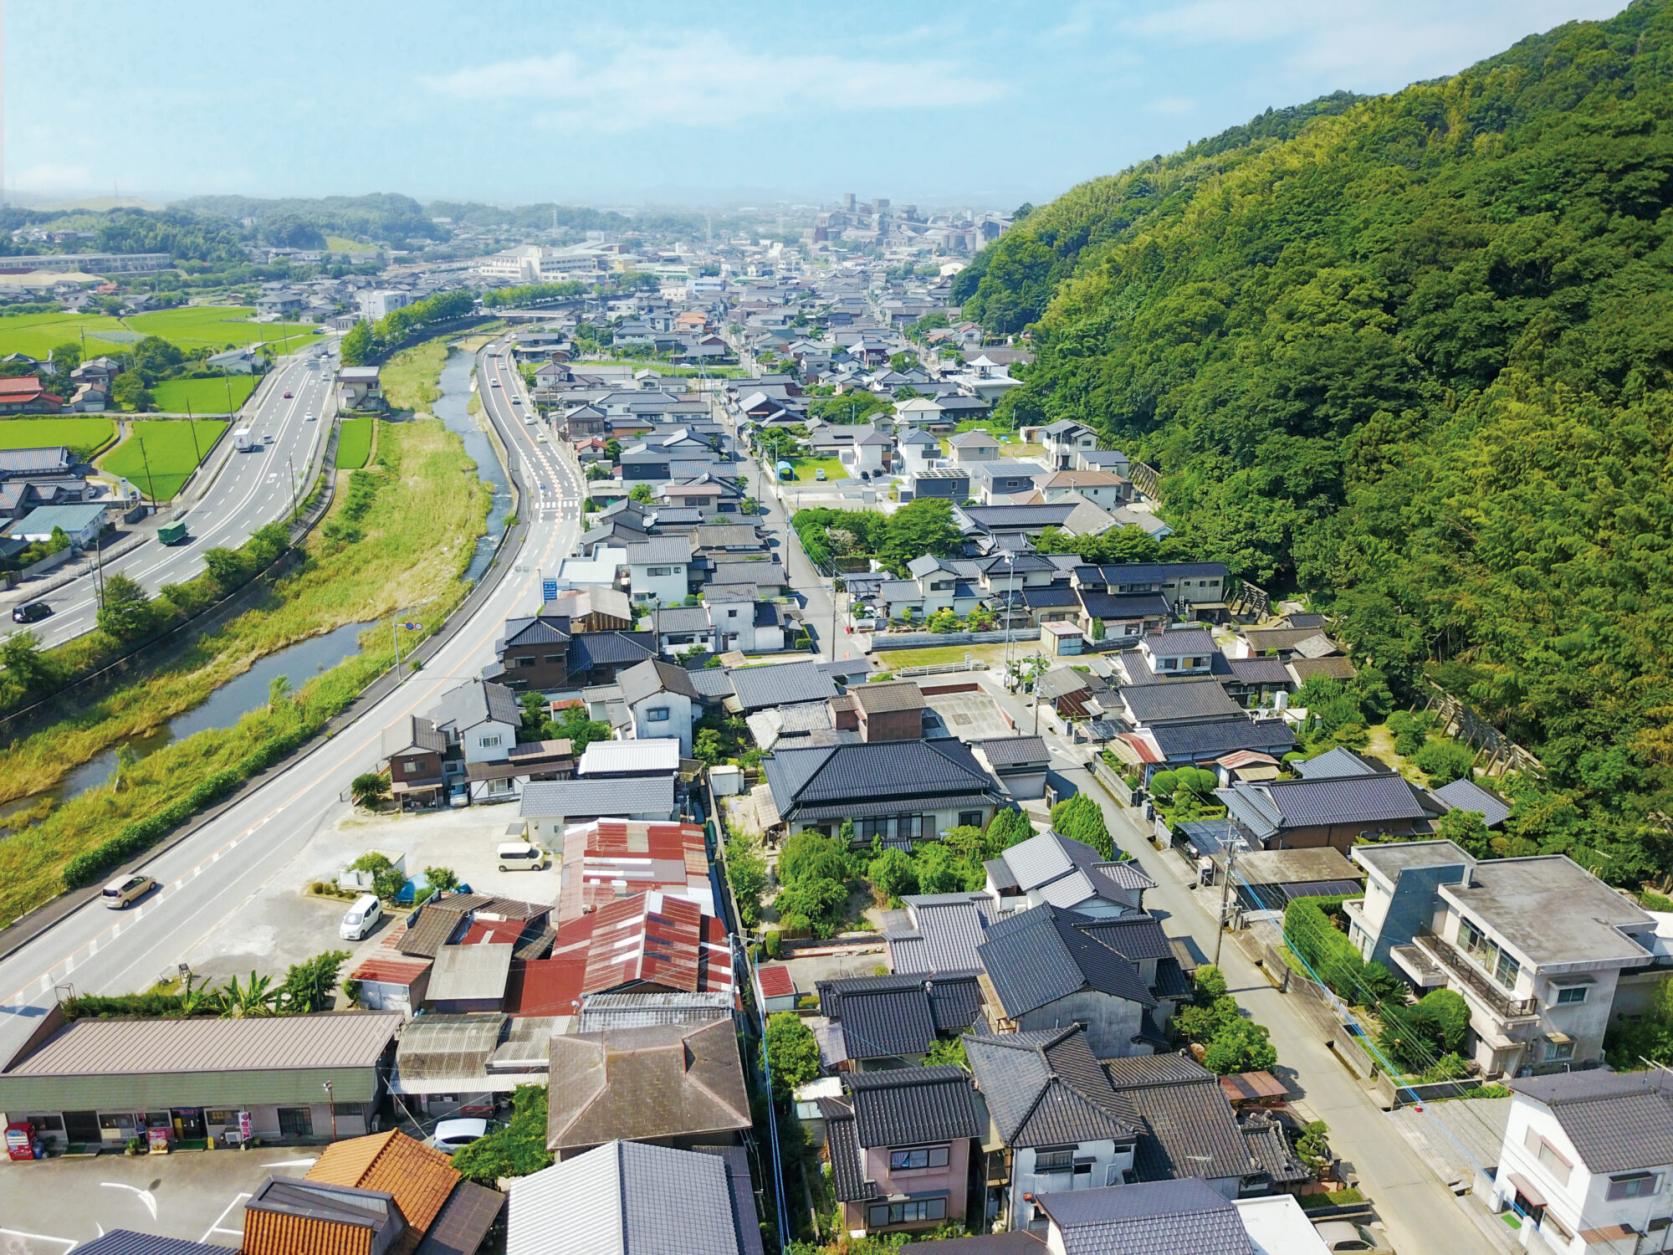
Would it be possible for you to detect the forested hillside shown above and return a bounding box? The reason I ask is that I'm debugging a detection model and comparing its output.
[966,0,1673,883]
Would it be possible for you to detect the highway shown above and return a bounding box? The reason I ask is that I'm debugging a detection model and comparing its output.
[0,334,583,1064]
[4,346,337,650]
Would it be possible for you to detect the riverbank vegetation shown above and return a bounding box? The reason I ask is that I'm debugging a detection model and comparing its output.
[0,415,489,924]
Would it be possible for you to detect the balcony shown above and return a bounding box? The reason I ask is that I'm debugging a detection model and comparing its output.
[1414,927,1538,1022]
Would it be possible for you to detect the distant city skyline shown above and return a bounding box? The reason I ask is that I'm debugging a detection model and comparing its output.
[4,0,1630,211]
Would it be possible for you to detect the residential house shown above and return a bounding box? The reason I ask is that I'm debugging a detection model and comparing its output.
[849,680,927,742]
[494,613,572,693]
[975,906,1162,1058]
[840,426,893,477]
[336,365,383,410]
[520,775,679,846]
[704,584,787,653]
[1074,561,1231,610]
[1039,421,1100,469]
[949,430,1000,463]
[555,817,714,923]
[428,679,522,781]
[567,631,659,686]
[1490,1069,1673,1255]
[1219,771,1439,854]
[823,1068,982,1238]
[506,1140,764,1255]
[896,427,942,475]
[815,973,985,1070]
[626,537,691,605]
[762,740,1006,846]
[1038,469,1131,511]
[545,1019,752,1159]
[986,830,1155,919]
[727,658,836,712]
[6,501,107,547]
[542,587,633,634]
[973,737,1052,800]
[380,715,448,808]
[617,657,702,754]
[205,346,261,374]
[1102,1052,1265,1196]
[968,462,1040,505]
[650,604,717,656]
[0,376,63,414]
[1348,842,1662,1076]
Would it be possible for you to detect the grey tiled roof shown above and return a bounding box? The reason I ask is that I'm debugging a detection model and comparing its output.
[729,660,836,710]
[1511,1064,1673,1173]
[820,1099,878,1202]
[846,1066,981,1147]
[966,1026,1135,1148]
[974,736,1049,768]
[1074,914,1174,963]
[75,1235,220,1255]
[1119,678,1245,725]
[618,657,703,705]
[816,973,982,1060]
[1036,1179,1252,1255]
[888,893,996,974]
[1240,1109,1309,1185]
[764,739,1002,820]
[1291,747,1379,780]
[1431,777,1513,828]
[1148,717,1296,760]
[626,536,692,565]
[1220,773,1433,839]
[430,678,521,733]
[977,906,1156,1017]
[1102,1054,1253,1183]
[569,631,658,670]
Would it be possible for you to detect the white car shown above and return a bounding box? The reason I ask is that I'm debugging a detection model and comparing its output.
[428,1118,489,1153]
[489,379,501,388]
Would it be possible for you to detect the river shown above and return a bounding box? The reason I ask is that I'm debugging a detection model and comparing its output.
[433,346,512,582]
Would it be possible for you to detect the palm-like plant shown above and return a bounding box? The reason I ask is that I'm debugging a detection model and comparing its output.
[219,971,278,1018]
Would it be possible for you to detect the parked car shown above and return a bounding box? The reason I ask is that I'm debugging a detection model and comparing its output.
[102,872,157,910]
[428,1118,489,1153]
[497,841,551,872]
[815,468,827,481]
[1314,1221,1394,1254]
[338,893,382,940]
[12,600,52,624]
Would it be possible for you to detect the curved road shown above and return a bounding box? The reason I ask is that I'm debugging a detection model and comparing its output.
[0,334,582,1062]
[8,347,338,650]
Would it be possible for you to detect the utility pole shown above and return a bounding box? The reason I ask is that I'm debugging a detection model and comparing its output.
[184,401,203,473]
[286,454,299,524]
[829,577,843,661]
[1212,839,1238,969]
[137,435,156,510]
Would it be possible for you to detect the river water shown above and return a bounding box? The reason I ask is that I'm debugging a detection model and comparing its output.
[0,346,507,828]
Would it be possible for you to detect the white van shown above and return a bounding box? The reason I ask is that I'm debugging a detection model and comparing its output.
[497,842,551,872]
[339,893,382,940]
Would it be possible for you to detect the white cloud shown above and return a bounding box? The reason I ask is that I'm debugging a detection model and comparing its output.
[1145,95,1197,115]
[1124,0,1629,88]
[6,163,94,193]
[420,31,1005,132]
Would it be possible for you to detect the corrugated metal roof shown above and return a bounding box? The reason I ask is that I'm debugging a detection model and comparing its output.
[520,775,676,820]
[426,944,515,1004]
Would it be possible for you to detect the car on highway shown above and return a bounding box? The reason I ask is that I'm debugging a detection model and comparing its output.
[283,390,293,398]
[101,872,157,910]
[524,415,535,425]
[428,1118,490,1153]
[489,379,501,387]
[305,412,316,421]
[11,600,52,624]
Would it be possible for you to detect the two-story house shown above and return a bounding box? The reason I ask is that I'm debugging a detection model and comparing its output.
[814,973,985,1071]
[616,658,702,756]
[986,830,1155,919]
[1037,469,1131,511]
[494,613,572,693]
[1218,770,1436,855]
[429,679,521,780]
[625,537,691,605]
[1491,1069,1673,1255]
[823,1067,982,1239]
[1348,842,1659,1076]
[975,905,1161,1058]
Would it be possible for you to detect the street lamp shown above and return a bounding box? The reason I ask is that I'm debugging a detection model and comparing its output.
[323,1080,336,1141]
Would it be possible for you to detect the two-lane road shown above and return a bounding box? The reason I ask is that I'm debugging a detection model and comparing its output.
[9,348,337,650]
[0,341,584,1064]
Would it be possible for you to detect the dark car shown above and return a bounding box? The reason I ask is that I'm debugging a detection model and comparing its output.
[11,600,51,624]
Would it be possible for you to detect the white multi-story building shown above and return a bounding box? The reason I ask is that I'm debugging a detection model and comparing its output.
[1492,1069,1673,1254]
[476,244,543,282]
[1348,842,1668,1076]
[357,289,410,322]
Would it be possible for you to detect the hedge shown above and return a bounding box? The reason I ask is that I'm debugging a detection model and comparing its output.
[1283,894,1401,1007]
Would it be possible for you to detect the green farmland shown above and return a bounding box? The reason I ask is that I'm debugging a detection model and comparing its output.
[150,375,258,414]
[0,417,118,459]
[0,306,319,359]
[99,419,228,500]
[336,417,375,470]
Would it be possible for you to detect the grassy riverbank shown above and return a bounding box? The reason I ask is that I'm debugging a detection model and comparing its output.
[0,415,489,924]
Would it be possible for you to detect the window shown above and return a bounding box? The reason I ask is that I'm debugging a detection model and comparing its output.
[514,656,534,667]
[646,565,674,577]
[1494,950,1521,989]
[480,735,502,749]
[889,1145,950,1171]
[98,1114,137,1132]
[1458,917,1486,953]
[866,1197,947,1227]
[1034,1149,1074,1174]
[646,706,670,722]
[1544,1039,1575,1062]
[1609,1173,1661,1201]
[959,811,983,829]
[858,817,891,841]
[1554,986,1589,1005]
[543,654,564,664]
[205,1110,236,1127]
[1524,1128,1572,1186]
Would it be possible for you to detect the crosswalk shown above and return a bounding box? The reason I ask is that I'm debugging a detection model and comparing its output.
[533,496,580,515]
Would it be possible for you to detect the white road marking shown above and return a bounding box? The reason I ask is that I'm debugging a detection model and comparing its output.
[0,1229,76,1250]
[200,1192,252,1243]
[263,1156,318,1167]
[99,1182,158,1220]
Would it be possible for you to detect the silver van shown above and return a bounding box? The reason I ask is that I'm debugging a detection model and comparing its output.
[339,893,382,940]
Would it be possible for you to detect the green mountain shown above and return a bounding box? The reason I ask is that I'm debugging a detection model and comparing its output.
[965,1,1673,881]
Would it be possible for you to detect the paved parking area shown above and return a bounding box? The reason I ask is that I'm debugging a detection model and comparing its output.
[179,805,557,985]
[0,1147,316,1251]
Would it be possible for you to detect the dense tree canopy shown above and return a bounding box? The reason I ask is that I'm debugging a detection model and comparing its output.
[961,1,1673,886]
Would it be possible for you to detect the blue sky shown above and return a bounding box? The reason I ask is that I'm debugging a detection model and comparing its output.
[5,0,1629,211]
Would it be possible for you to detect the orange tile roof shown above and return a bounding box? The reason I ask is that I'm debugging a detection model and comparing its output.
[308,1130,460,1238]
[243,1208,373,1255]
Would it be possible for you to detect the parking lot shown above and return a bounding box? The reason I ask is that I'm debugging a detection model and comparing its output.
[179,805,556,985]
[0,1147,315,1251]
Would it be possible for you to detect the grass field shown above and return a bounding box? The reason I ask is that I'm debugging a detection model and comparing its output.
[1000,442,1046,460]
[583,357,745,378]
[0,418,491,922]
[0,306,320,359]
[382,338,447,412]
[324,234,377,255]
[0,416,117,458]
[99,419,228,499]
[786,456,847,482]
[336,417,375,470]
[150,375,258,414]
[876,642,1017,669]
